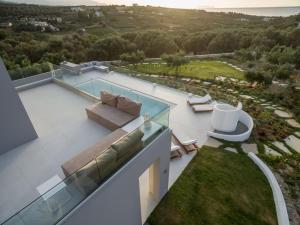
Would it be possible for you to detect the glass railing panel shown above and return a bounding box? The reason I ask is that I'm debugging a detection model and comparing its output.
[151,107,170,128]
[2,214,25,225]
[54,69,88,87]
[2,106,170,225]
[73,79,170,118]
[53,66,171,117]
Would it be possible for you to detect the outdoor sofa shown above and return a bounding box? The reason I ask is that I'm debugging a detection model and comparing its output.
[61,91,143,194]
[86,91,142,130]
[64,129,144,195]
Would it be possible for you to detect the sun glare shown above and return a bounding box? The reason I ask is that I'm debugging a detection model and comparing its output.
[99,0,300,8]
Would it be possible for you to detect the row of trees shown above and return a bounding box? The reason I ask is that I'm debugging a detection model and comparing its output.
[2,26,299,72]
[238,45,300,84]
[1,21,300,83]
[183,28,300,54]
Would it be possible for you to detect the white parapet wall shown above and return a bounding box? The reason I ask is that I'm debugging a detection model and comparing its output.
[248,153,290,225]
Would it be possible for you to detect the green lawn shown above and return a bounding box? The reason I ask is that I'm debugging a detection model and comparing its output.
[85,25,118,39]
[127,60,244,80]
[148,147,277,225]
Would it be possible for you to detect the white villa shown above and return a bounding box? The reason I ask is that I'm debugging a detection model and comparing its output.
[0,59,255,225]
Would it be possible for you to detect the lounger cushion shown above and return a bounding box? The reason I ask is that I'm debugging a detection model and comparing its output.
[192,103,215,112]
[117,96,142,117]
[96,148,118,179]
[182,140,197,145]
[187,94,212,105]
[101,91,118,107]
[171,145,180,151]
[112,129,144,160]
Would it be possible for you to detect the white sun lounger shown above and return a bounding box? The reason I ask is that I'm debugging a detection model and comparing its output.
[170,143,182,159]
[192,101,217,112]
[172,131,198,154]
[187,94,212,105]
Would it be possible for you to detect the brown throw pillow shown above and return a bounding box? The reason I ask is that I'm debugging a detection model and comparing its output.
[117,96,142,116]
[100,91,118,107]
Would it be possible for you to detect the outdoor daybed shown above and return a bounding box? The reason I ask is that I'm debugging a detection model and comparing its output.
[86,91,142,130]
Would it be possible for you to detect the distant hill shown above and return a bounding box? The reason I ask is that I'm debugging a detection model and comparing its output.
[2,0,104,6]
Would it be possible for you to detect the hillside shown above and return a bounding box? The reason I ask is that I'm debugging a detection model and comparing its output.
[2,0,102,6]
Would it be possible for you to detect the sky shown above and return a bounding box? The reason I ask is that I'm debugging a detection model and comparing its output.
[97,0,300,8]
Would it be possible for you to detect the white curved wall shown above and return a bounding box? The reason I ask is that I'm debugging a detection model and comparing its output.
[248,153,290,225]
[207,110,253,142]
[211,104,240,132]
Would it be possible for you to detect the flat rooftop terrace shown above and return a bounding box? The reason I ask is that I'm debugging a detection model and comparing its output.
[0,83,111,223]
[1,70,219,223]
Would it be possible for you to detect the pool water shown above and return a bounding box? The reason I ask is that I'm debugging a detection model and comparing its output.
[76,79,169,118]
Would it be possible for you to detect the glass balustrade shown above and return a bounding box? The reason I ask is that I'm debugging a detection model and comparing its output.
[2,67,170,225]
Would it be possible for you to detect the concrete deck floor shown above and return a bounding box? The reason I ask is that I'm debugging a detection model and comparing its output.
[0,83,111,223]
[65,70,214,186]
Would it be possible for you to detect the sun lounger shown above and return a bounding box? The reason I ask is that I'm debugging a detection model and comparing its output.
[192,101,217,112]
[172,132,198,154]
[170,143,182,159]
[187,94,212,105]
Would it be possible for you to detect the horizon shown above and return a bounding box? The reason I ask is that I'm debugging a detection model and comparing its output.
[2,0,300,8]
[96,0,300,9]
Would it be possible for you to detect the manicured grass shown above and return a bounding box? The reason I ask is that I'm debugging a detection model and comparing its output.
[127,60,244,80]
[148,147,277,225]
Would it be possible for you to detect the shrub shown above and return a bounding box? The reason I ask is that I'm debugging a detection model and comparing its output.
[9,66,23,80]
[40,62,51,73]
[22,65,42,77]
[275,63,294,80]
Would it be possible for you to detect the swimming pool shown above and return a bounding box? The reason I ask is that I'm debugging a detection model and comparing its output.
[76,79,169,118]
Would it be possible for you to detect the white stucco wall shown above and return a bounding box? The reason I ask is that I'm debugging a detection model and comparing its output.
[0,58,38,154]
[58,129,171,225]
[248,153,290,225]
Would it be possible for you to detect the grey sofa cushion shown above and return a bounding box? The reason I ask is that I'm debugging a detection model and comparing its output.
[111,129,144,160]
[96,148,118,179]
[73,160,101,195]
